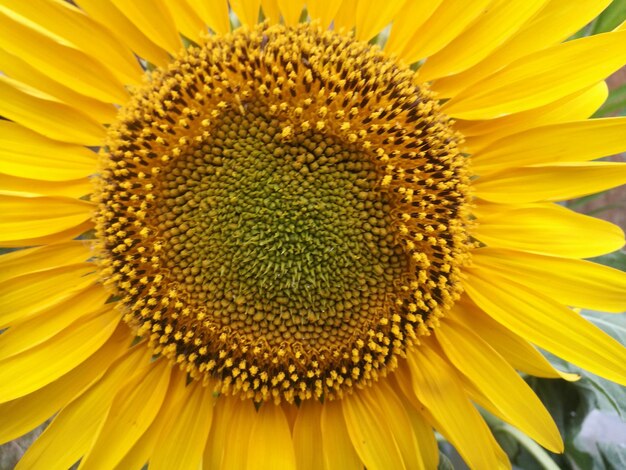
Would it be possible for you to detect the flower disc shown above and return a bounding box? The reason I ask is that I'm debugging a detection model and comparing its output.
[95,23,470,403]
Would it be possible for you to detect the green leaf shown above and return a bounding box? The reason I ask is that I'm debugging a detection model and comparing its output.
[588,250,626,271]
[591,0,626,35]
[593,81,626,117]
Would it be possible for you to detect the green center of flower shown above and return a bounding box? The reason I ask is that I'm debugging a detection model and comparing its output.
[95,23,470,404]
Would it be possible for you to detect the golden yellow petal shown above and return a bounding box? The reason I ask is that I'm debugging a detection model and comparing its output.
[320,399,363,470]
[162,0,206,43]
[220,399,257,469]
[354,0,407,42]
[0,173,92,199]
[245,404,297,470]
[0,306,119,403]
[79,359,171,470]
[419,0,548,81]
[0,121,96,182]
[473,248,626,313]
[203,395,236,469]
[276,0,304,26]
[385,1,442,59]
[292,400,324,470]
[473,203,625,258]
[185,0,230,34]
[0,220,93,249]
[230,0,261,27]
[464,270,626,386]
[0,324,130,444]
[306,0,344,28]
[443,29,626,119]
[333,0,357,31]
[437,320,563,452]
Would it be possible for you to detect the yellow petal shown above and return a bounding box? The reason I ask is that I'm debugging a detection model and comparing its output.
[475,162,626,204]
[185,0,230,34]
[456,82,607,153]
[0,173,91,199]
[0,324,130,444]
[419,0,548,81]
[333,0,357,31]
[0,76,106,146]
[464,269,626,385]
[220,398,257,470]
[320,399,363,470]
[437,320,563,452]
[472,118,626,175]
[111,0,182,54]
[15,344,150,470]
[443,29,626,119]
[150,381,216,470]
[260,0,281,24]
[0,240,91,283]
[342,388,406,470]
[203,395,236,469]
[79,359,171,470]
[161,0,205,43]
[473,248,626,313]
[432,0,612,97]
[230,0,261,27]
[0,220,93,249]
[451,299,579,380]
[473,203,625,258]
[3,0,143,86]
[306,0,344,28]
[392,0,491,65]
[0,284,109,360]
[385,1,442,60]
[113,368,187,470]
[464,269,626,386]
[0,264,96,327]
[407,343,505,470]
[0,6,128,104]
[0,306,119,403]
[0,194,93,244]
[276,0,303,25]
[0,121,96,182]
[354,0,407,42]
[75,0,170,66]
[246,404,297,470]
[293,400,324,470]
[0,48,117,124]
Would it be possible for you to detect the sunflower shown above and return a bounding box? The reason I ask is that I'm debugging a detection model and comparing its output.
[1,0,626,468]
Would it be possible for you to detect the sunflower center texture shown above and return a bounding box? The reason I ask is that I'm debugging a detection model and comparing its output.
[95,23,470,404]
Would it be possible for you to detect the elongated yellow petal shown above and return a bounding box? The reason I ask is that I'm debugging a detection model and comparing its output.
[472,118,626,174]
[432,0,611,97]
[420,0,547,80]
[0,194,93,244]
[75,0,170,66]
[464,270,626,386]
[443,29,626,119]
[0,324,130,444]
[0,285,109,360]
[473,248,626,313]
[0,77,105,146]
[15,345,150,470]
[276,0,303,25]
[456,82,607,153]
[0,48,117,124]
[162,0,205,43]
[474,203,625,258]
[333,0,357,30]
[407,343,505,470]
[451,299,579,380]
[185,0,230,34]
[0,306,119,402]
[293,400,324,470]
[320,399,363,470]
[306,0,344,28]
[342,388,406,470]
[0,221,93,249]
[0,6,127,104]
[437,320,562,452]
[151,381,216,470]
[0,241,91,283]
[394,0,491,65]
[354,0,407,42]
[111,0,181,54]
[80,359,171,470]
[220,398,257,470]
[0,121,96,182]
[245,404,297,470]
[3,0,143,86]
[202,395,236,469]
[0,264,96,327]
[230,0,261,27]
[475,162,626,204]
[385,1,442,59]
[0,173,91,199]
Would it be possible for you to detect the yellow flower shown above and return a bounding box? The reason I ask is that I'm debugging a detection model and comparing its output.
[1,1,626,469]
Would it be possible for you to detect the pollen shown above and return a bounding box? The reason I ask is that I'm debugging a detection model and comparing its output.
[94,23,470,404]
